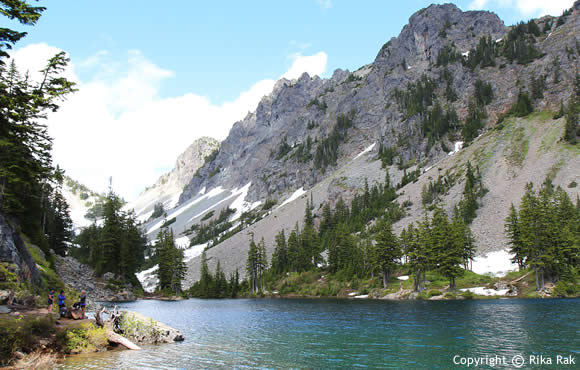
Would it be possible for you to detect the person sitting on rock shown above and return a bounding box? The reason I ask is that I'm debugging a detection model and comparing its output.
[57,290,66,317]
[47,289,54,313]
[79,290,87,319]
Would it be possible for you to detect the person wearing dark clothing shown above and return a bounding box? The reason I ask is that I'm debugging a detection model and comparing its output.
[79,290,87,319]
[58,290,66,317]
[47,289,54,312]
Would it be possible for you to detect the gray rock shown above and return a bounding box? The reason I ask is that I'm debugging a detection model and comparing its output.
[119,311,184,344]
[0,214,42,286]
[54,256,135,302]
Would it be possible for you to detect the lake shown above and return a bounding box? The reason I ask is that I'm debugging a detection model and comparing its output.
[58,298,579,369]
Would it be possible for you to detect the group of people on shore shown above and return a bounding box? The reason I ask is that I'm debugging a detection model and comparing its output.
[48,289,87,319]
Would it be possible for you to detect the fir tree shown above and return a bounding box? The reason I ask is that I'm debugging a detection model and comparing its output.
[373,221,401,288]
[505,203,525,270]
[246,235,260,294]
[271,229,288,274]
[519,183,545,290]
[432,207,464,289]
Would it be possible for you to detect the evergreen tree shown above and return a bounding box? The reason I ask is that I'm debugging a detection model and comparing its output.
[563,94,578,144]
[519,183,545,290]
[0,32,75,247]
[460,162,479,224]
[155,228,185,294]
[462,98,485,142]
[287,223,300,272]
[271,229,288,274]
[432,207,464,289]
[246,235,260,294]
[257,237,267,292]
[99,190,124,274]
[451,206,476,270]
[505,203,525,270]
[46,167,73,256]
[409,220,430,291]
[199,251,211,297]
[373,221,401,288]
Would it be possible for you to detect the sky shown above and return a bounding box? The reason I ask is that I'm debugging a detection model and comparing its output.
[7,0,574,200]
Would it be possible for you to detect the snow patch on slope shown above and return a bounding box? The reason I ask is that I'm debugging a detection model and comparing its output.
[471,249,518,277]
[62,187,95,229]
[354,143,376,160]
[184,243,207,262]
[147,187,226,234]
[277,187,307,209]
[136,265,158,293]
[448,141,463,156]
[229,182,262,221]
[460,287,509,296]
[175,236,190,249]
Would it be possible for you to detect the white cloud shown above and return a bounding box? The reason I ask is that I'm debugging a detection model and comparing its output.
[468,0,572,17]
[282,52,328,80]
[10,44,328,200]
[316,0,332,9]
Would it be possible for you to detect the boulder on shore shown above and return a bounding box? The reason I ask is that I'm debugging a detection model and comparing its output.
[118,311,184,344]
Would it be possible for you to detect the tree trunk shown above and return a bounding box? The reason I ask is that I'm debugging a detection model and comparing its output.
[540,268,544,290]
[534,266,539,291]
[382,268,387,288]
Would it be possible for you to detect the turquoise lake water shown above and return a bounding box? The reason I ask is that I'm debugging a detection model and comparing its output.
[58,298,579,369]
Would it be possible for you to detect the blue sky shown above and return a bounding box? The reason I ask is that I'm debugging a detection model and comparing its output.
[15,0,573,103]
[7,0,574,199]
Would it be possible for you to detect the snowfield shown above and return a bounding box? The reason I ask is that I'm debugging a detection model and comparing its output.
[229,182,261,221]
[471,249,518,277]
[136,265,159,293]
[460,287,509,296]
[277,187,307,209]
[147,186,226,234]
[448,141,463,156]
[184,243,207,262]
[353,143,376,160]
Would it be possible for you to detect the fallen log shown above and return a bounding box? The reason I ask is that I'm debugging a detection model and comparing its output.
[95,305,141,350]
[107,331,142,350]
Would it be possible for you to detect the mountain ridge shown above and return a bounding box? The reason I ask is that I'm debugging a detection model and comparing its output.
[133,2,579,286]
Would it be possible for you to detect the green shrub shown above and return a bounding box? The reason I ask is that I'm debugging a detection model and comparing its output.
[428,290,442,297]
[200,210,215,222]
[460,290,475,299]
[553,280,578,297]
[262,199,277,211]
[57,323,108,354]
[416,291,428,300]
[160,217,176,228]
[0,316,56,364]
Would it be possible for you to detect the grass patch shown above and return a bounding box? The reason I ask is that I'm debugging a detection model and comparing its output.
[505,126,528,167]
[546,159,565,181]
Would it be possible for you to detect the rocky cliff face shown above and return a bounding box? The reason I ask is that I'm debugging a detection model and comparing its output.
[180,3,578,209]
[179,4,513,204]
[126,136,220,222]
[0,214,42,286]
